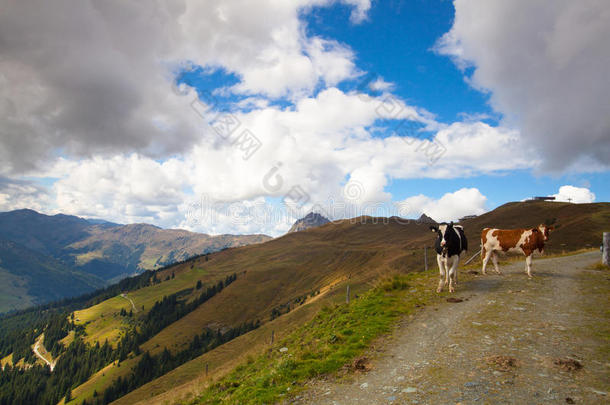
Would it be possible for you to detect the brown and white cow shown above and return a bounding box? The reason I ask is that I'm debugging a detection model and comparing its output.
[481,225,553,278]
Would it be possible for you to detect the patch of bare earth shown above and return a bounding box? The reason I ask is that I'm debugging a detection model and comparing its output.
[290,252,609,404]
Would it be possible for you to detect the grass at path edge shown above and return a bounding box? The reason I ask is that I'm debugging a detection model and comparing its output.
[185,271,441,405]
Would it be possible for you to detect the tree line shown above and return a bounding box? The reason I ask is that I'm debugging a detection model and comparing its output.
[99,318,260,404]
[0,273,241,405]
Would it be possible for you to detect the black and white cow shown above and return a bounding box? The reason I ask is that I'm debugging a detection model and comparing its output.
[430,222,468,293]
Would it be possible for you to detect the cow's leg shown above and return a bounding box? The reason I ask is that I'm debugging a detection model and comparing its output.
[436,255,446,293]
[448,255,459,293]
[454,256,459,286]
[525,255,533,278]
[491,251,501,274]
[481,249,492,275]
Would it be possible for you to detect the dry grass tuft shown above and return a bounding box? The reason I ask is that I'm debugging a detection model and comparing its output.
[485,355,519,371]
[350,356,373,372]
[553,357,583,371]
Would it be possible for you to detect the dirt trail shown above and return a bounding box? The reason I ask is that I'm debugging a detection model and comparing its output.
[33,334,55,371]
[293,252,609,404]
[120,293,138,312]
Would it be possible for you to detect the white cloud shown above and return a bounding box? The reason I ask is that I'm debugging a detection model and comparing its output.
[8,1,600,236]
[0,178,53,213]
[368,77,395,92]
[0,0,369,175]
[340,0,372,23]
[33,88,540,234]
[436,0,610,171]
[552,185,596,203]
[402,188,488,222]
[51,154,188,226]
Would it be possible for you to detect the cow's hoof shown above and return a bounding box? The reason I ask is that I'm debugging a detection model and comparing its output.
[436,287,442,293]
[449,287,455,293]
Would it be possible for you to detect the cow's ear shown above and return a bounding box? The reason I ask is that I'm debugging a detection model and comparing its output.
[429,225,438,232]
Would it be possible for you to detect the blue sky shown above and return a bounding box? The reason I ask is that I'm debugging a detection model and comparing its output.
[310,0,608,207]
[177,0,608,214]
[1,0,608,234]
[306,0,495,124]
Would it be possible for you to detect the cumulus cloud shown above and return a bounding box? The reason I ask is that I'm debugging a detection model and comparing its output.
[32,85,539,234]
[436,0,610,171]
[552,185,596,203]
[402,188,488,222]
[7,0,598,235]
[0,0,367,175]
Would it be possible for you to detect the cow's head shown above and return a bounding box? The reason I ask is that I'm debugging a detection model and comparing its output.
[430,222,453,251]
[538,224,554,241]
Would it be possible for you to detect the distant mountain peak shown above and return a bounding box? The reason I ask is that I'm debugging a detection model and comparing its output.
[416,213,437,224]
[288,212,330,233]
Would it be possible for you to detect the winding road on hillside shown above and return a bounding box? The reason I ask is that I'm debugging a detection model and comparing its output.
[293,252,609,404]
[33,335,55,372]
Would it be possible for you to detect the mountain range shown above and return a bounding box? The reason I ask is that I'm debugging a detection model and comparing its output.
[0,209,271,312]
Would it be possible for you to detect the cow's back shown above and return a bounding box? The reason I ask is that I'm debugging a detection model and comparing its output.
[482,228,521,252]
[482,227,541,255]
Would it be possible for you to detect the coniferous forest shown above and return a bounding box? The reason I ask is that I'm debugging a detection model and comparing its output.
[0,270,256,405]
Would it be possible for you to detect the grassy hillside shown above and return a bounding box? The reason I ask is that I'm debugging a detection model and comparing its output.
[2,202,607,404]
[459,201,610,252]
[63,216,433,404]
[106,202,610,405]
[187,273,439,404]
[0,209,271,310]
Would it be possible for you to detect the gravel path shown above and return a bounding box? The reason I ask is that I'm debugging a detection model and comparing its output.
[292,251,609,404]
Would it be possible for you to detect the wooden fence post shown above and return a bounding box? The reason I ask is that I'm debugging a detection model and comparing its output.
[271,330,274,344]
[602,232,610,266]
[346,285,350,304]
[424,246,428,271]
[206,363,208,376]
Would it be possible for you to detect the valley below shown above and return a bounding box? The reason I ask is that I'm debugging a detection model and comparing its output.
[0,209,270,313]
